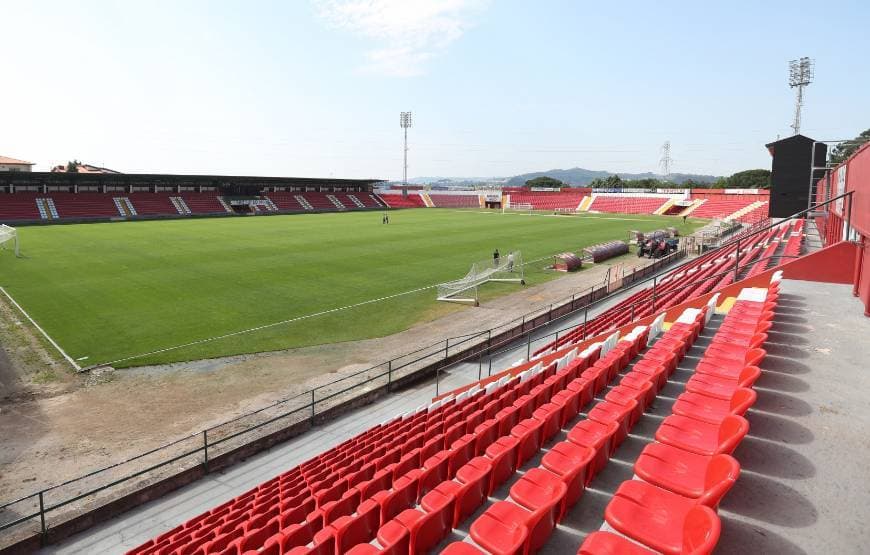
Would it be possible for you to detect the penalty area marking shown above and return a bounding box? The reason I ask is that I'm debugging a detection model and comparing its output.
[0,286,82,371]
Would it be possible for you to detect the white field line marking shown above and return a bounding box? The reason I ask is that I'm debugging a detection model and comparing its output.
[101,252,559,368]
[448,209,662,223]
[0,286,81,371]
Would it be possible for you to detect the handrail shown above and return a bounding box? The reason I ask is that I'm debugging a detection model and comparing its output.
[3,196,843,546]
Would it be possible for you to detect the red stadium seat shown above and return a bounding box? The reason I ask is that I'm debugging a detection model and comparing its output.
[374,520,410,555]
[587,399,638,448]
[394,484,456,554]
[441,542,486,554]
[655,414,749,456]
[671,388,757,424]
[541,441,595,509]
[567,419,619,478]
[532,402,563,442]
[509,468,568,530]
[634,442,740,507]
[578,531,657,554]
[604,480,720,555]
[469,502,529,555]
[435,457,492,527]
[684,366,761,400]
[485,436,520,494]
[510,418,544,467]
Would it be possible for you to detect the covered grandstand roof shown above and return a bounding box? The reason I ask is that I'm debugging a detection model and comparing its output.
[0,171,385,189]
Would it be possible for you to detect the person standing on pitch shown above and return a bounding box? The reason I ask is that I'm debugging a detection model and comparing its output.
[493,248,500,267]
[507,252,515,272]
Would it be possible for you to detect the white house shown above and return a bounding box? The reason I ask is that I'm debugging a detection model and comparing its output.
[0,155,34,172]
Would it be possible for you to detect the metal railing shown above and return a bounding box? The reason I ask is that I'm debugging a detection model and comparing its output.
[6,192,844,548]
[0,250,687,548]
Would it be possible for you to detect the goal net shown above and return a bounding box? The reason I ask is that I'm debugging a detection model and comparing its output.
[503,202,533,214]
[437,251,525,305]
[0,225,20,257]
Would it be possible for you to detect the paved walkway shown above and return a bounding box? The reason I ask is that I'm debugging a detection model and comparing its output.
[39,258,673,554]
[44,274,870,555]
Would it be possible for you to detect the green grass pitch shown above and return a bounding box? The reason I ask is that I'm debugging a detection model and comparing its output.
[0,209,703,367]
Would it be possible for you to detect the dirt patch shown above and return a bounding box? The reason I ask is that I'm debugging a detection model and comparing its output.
[0,254,656,509]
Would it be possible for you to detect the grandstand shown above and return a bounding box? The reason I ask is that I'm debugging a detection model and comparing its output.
[428,193,481,209]
[378,192,428,208]
[505,189,588,211]
[587,195,669,215]
[0,173,385,224]
[2,140,870,555]
[7,157,869,554]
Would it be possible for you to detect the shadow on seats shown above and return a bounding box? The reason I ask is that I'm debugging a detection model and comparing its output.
[733,437,815,479]
[755,372,810,394]
[715,515,810,554]
[763,342,810,359]
[765,330,810,346]
[769,321,814,335]
[720,472,818,527]
[750,389,813,417]
[746,410,814,444]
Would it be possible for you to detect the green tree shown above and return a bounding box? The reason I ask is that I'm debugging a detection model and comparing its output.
[66,159,81,173]
[525,176,566,189]
[726,169,771,189]
[830,128,870,165]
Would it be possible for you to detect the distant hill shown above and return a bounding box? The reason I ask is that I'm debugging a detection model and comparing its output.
[505,167,719,187]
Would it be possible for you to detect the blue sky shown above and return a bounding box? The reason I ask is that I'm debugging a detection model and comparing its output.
[1,0,868,180]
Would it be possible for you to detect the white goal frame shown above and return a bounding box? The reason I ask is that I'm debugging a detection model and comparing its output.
[437,251,525,305]
[503,202,534,214]
[0,225,20,257]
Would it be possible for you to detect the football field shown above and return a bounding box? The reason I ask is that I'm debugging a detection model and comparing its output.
[0,210,701,367]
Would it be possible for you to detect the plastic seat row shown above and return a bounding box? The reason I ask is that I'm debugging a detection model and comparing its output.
[438,308,715,555]
[579,277,781,554]
[128,336,622,555]
[536,222,791,356]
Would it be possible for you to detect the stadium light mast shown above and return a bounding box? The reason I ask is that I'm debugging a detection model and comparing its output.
[400,111,412,188]
[788,57,814,135]
[659,141,672,178]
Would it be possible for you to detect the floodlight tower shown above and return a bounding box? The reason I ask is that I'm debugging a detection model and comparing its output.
[400,111,412,187]
[659,141,672,178]
[788,57,814,135]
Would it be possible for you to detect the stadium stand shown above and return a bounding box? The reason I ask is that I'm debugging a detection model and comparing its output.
[123,273,782,555]
[0,192,42,221]
[534,220,796,355]
[306,192,344,210]
[49,193,122,218]
[378,193,427,208]
[507,190,586,211]
[735,202,769,224]
[588,195,669,215]
[428,194,481,208]
[128,193,183,216]
[180,193,229,214]
[265,192,306,211]
[688,198,755,220]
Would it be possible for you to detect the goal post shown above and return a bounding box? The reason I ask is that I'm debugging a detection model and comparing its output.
[437,251,525,305]
[0,225,20,257]
[503,202,533,214]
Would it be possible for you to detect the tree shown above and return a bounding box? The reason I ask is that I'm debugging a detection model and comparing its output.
[726,169,770,189]
[66,159,81,173]
[830,128,870,165]
[525,176,566,189]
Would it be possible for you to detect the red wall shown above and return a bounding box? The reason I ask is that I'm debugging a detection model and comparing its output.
[818,143,870,315]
